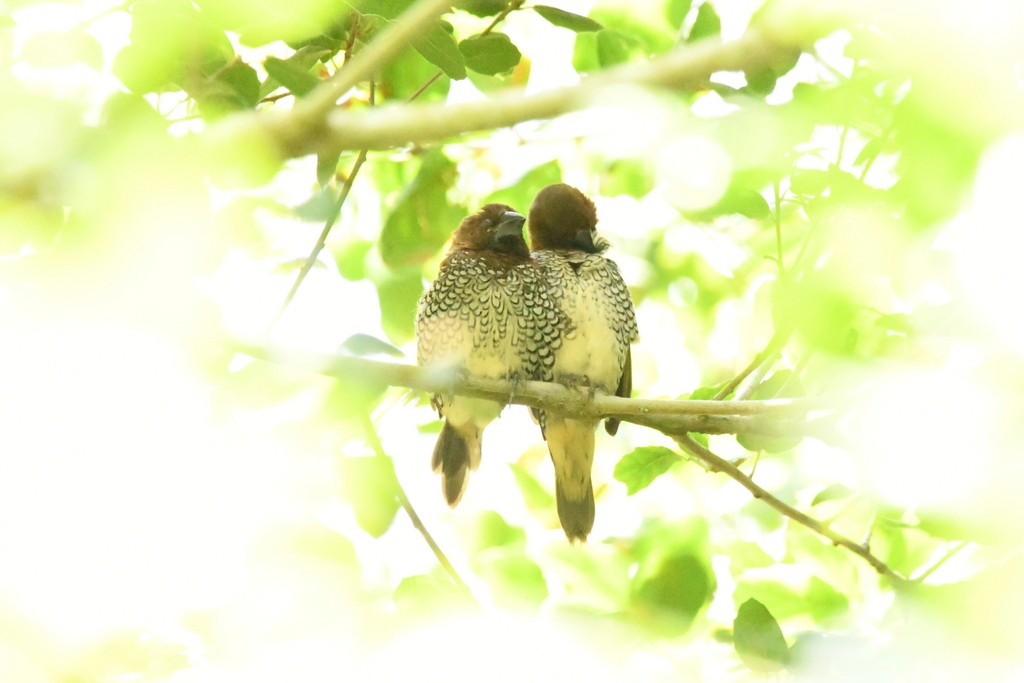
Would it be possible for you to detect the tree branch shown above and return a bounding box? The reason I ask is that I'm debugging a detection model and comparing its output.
[673,434,907,584]
[234,343,843,438]
[254,30,802,158]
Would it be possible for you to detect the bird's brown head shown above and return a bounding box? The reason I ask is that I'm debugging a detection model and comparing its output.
[528,183,601,253]
[450,203,529,261]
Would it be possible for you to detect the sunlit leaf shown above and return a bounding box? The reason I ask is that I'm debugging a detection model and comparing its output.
[196,59,260,116]
[806,577,849,622]
[380,150,461,267]
[376,268,424,343]
[454,0,506,17]
[485,160,562,211]
[475,510,527,551]
[197,0,346,46]
[599,158,654,198]
[687,1,720,42]
[811,483,854,506]
[339,455,400,537]
[264,55,321,96]
[379,43,451,101]
[631,550,714,635]
[664,0,694,30]
[336,240,373,280]
[459,33,521,76]
[413,20,466,80]
[510,463,555,513]
[533,5,603,32]
[475,550,548,607]
[113,0,233,93]
[734,598,790,672]
[340,333,405,358]
[614,446,681,495]
[393,575,471,615]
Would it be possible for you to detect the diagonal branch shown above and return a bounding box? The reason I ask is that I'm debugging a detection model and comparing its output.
[673,433,906,584]
[254,30,804,158]
[233,342,845,438]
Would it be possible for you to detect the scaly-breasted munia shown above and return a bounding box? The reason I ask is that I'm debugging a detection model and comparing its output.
[416,203,567,506]
[529,184,638,542]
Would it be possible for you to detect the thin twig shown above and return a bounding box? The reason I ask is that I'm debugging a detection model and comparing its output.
[360,413,472,594]
[270,147,369,329]
[912,540,969,583]
[712,326,792,401]
[674,434,906,584]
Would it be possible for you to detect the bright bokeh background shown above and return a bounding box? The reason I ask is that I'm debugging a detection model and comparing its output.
[1,0,1023,680]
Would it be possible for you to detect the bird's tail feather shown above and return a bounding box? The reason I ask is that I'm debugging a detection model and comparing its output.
[556,478,595,543]
[431,420,478,506]
[548,418,597,542]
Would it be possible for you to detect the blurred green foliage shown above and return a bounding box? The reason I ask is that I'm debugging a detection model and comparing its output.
[2,0,1022,680]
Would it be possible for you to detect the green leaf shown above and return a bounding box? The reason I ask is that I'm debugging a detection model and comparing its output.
[393,574,472,615]
[533,5,603,32]
[380,150,461,267]
[293,187,339,222]
[733,598,790,672]
[485,160,562,211]
[376,268,424,343]
[599,158,655,198]
[688,383,727,400]
[336,240,373,280]
[687,1,721,42]
[806,576,849,622]
[596,29,632,68]
[340,333,404,358]
[475,510,527,551]
[790,168,831,196]
[379,44,451,102]
[772,274,860,355]
[454,0,506,17]
[811,483,854,506]
[196,59,260,115]
[316,148,341,187]
[665,0,693,30]
[339,455,400,537]
[459,33,522,76]
[113,0,234,94]
[688,185,770,220]
[475,551,548,607]
[198,0,348,46]
[631,550,714,634]
[264,55,321,96]
[413,20,466,80]
[21,30,103,70]
[614,446,681,495]
[509,463,555,513]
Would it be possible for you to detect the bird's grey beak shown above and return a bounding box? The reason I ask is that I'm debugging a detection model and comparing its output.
[573,227,597,251]
[495,210,526,240]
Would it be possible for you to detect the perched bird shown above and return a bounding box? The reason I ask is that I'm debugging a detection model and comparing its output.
[416,203,567,506]
[529,184,638,542]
